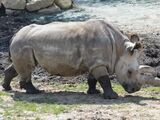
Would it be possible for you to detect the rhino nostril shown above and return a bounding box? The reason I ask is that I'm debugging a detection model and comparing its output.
[132,88,135,92]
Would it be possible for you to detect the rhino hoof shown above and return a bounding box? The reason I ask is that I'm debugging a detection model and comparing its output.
[103,91,118,99]
[20,81,41,94]
[87,89,101,94]
[2,83,12,91]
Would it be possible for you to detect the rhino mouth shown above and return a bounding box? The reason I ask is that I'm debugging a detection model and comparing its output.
[122,83,141,93]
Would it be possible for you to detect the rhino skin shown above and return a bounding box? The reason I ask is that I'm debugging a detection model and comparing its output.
[2,19,143,99]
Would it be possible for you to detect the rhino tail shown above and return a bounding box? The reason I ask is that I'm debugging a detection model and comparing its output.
[8,50,12,62]
[32,49,38,66]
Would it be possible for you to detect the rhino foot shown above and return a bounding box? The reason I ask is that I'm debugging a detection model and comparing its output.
[2,83,12,91]
[20,81,41,94]
[103,91,118,99]
[87,89,101,94]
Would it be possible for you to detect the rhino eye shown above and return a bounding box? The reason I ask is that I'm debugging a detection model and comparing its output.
[127,70,132,77]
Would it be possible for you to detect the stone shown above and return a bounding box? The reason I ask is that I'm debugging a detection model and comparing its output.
[26,0,55,12]
[54,0,73,10]
[38,4,61,14]
[1,0,26,10]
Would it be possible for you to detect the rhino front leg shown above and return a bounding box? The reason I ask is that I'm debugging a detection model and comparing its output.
[2,64,18,91]
[98,75,118,99]
[87,74,101,94]
[91,66,118,99]
[19,73,41,94]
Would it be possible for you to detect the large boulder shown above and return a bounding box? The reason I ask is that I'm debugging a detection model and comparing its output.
[54,0,73,10]
[38,4,61,14]
[26,0,55,12]
[1,0,26,10]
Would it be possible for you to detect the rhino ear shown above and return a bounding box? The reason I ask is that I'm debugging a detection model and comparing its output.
[130,34,140,43]
[130,42,142,54]
[133,42,142,50]
[129,42,142,55]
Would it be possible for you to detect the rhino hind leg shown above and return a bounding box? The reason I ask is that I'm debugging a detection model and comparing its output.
[18,67,41,94]
[19,71,41,94]
[13,48,40,94]
[2,64,18,91]
[19,80,41,94]
[87,74,100,94]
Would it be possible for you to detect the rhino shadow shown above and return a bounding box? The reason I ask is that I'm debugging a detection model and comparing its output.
[11,90,160,106]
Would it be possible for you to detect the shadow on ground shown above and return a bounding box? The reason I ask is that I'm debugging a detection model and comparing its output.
[8,90,159,106]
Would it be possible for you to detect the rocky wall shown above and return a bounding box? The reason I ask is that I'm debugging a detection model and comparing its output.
[0,0,75,14]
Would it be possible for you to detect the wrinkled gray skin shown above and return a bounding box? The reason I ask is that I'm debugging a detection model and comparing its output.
[2,19,142,99]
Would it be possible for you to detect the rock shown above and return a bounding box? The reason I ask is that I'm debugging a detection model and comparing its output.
[0,3,6,16]
[38,4,61,14]
[26,0,55,12]
[1,0,26,10]
[54,0,73,10]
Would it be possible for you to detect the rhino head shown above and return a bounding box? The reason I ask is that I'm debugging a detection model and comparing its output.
[115,34,160,93]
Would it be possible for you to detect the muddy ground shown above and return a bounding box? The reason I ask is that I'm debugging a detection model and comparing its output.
[0,14,160,120]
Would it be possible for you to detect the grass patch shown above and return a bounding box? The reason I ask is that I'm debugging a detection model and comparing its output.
[112,82,125,93]
[14,101,37,112]
[142,87,160,93]
[0,75,3,79]
[0,91,10,96]
[52,81,125,94]
[52,82,88,92]
[112,82,160,94]
[2,101,75,119]
[13,101,73,114]
[39,103,73,114]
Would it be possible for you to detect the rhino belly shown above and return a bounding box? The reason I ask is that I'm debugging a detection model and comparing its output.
[33,49,88,76]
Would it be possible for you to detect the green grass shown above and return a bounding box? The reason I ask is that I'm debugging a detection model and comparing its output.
[1,101,75,119]
[12,101,74,114]
[0,91,10,96]
[142,86,160,93]
[52,82,88,92]
[112,82,125,93]
[112,82,160,94]
[52,81,125,93]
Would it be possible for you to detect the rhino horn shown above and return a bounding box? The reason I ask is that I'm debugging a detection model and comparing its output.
[138,65,155,75]
[138,65,160,86]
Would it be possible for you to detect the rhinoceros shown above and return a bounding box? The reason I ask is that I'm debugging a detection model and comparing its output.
[2,19,160,99]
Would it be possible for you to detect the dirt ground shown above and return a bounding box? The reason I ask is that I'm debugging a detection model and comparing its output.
[0,14,160,120]
[0,74,160,120]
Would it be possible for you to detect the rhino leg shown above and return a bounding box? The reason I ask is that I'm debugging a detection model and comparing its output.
[87,74,100,94]
[12,47,41,94]
[98,75,118,99]
[2,64,18,91]
[19,73,41,94]
[92,66,118,99]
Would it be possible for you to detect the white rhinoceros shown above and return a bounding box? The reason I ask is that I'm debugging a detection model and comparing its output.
[2,19,160,99]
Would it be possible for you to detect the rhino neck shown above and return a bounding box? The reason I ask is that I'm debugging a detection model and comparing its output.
[111,38,129,74]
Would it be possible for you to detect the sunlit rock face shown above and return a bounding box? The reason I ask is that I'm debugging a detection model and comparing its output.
[2,0,26,10]
[38,4,61,14]
[55,0,73,10]
[0,0,75,13]
[26,0,54,12]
